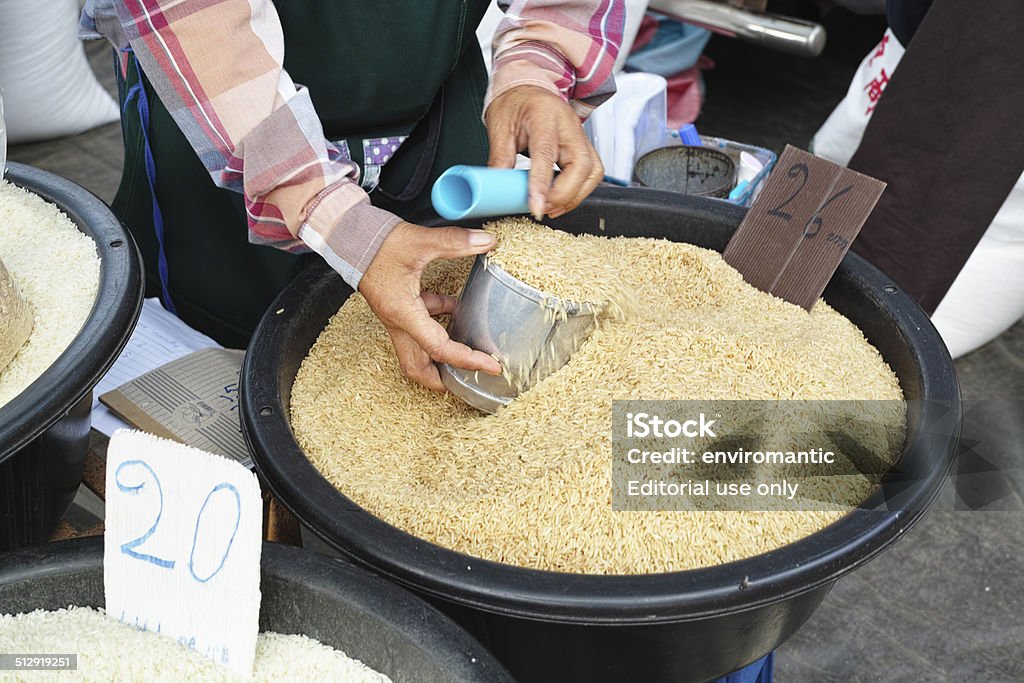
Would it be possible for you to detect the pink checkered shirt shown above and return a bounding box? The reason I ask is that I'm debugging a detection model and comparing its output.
[82,1,624,288]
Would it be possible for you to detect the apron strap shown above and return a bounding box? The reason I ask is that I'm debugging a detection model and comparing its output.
[122,50,178,315]
[377,85,447,203]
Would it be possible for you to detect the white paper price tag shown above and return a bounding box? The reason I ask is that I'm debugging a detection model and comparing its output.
[104,430,262,676]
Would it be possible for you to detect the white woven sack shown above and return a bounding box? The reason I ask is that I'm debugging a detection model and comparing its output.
[814,29,1024,358]
[812,28,905,166]
[932,173,1024,358]
[0,0,118,144]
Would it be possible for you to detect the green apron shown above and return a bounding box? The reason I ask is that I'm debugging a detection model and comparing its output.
[114,1,491,348]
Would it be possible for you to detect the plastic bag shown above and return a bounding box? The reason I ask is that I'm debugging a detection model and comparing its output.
[584,72,667,181]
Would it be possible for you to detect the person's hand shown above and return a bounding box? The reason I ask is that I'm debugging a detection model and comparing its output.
[359,221,502,391]
[485,85,604,220]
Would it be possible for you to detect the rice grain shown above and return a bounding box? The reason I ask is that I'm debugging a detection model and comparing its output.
[290,220,905,574]
[0,181,100,408]
[0,606,389,682]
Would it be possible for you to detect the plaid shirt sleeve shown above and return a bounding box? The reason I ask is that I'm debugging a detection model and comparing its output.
[83,0,623,289]
[488,0,625,118]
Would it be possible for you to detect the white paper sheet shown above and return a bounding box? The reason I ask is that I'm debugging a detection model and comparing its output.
[91,299,221,436]
[104,430,262,677]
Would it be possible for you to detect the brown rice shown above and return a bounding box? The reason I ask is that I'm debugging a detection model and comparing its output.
[290,220,904,574]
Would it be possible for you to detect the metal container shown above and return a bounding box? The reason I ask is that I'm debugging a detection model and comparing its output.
[635,145,738,198]
[241,188,961,683]
[440,255,599,413]
[0,537,512,683]
[661,132,779,206]
[0,163,142,551]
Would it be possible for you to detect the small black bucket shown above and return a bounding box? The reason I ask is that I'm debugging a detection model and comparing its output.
[0,163,142,550]
[0,537,511,682]
[241,187,961,682]
[635,146,738,197]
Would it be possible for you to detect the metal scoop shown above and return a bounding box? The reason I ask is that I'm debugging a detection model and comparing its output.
[0,256,33,374]
[439,255,600,413]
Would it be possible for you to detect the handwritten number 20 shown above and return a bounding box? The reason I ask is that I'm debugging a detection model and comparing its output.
[189,484,242,583]
[116,460,241,583]
[116,461,175,568]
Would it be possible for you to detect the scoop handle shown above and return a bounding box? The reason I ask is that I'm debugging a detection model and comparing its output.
[431,165,530,221]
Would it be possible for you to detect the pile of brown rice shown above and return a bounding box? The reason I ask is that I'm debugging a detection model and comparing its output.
[290,220,905,574]
[0,180,100,408]
[485,218,636,316]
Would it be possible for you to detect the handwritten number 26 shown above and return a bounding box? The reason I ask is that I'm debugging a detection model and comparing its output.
[765,162,856,242]
[804,185,853,239]
[766,162,809,221]
[116,460,241,583]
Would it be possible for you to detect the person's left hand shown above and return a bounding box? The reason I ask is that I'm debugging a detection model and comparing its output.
[485,85,604,220]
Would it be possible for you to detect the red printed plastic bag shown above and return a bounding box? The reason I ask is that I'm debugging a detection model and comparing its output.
[814,29,1024,358]
[811,29,905,166]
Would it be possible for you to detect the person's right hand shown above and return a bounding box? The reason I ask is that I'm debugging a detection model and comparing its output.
[359,221,502,391]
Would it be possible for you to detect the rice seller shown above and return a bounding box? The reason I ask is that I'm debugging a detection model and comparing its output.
[82,0,624,390]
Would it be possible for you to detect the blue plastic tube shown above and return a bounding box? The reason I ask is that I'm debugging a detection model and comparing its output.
[679,123,703,147]
[431,165,530,221]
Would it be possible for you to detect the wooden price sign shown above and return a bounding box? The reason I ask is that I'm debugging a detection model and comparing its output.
[723,145,886,310]
[104,430,263,677]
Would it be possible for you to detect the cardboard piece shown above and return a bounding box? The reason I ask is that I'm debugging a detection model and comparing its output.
[91,298,221,437]
[723,145,886,310]
[100,349,251,468]
[104,430,262,676]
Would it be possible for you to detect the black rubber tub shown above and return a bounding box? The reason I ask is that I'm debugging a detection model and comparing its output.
[241,187,961,682]
[0,537,511,681]
[0,163,142,550]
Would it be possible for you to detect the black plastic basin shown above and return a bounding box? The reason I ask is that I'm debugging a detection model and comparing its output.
[240,187,961,682]
[0,163,142,550]
[0,537,511,682]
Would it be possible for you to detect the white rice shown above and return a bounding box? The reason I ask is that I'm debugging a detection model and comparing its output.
[0,606,390,682]
[0,180,100,408]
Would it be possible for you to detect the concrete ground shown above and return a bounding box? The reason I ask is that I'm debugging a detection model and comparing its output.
[9,10,1023,681]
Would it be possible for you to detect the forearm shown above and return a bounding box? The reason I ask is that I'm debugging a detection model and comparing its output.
[101,0,399,287]
[487,0,625,119]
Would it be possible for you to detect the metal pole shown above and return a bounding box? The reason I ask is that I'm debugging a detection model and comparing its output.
[648,0,827,57]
